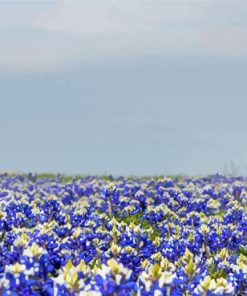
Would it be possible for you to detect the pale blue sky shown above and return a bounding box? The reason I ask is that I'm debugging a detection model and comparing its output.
[0,1,247,176]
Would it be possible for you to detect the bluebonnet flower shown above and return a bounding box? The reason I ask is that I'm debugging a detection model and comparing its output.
[0,174,246,294]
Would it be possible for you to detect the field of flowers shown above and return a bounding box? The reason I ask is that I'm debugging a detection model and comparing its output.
[0,173,246,296]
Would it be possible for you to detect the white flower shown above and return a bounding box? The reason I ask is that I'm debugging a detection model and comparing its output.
[144,280,152,292]
[197,276,234,295]
[116,274,122,285]
[0,277,10,289]
[79,292,102,296]
[209,279,217,291]
[23,242,46,258]
[200,224,210,235]
[154,289,163,296]
[96,265,111,280]
[159,271,175,286]
[6,263,26,274]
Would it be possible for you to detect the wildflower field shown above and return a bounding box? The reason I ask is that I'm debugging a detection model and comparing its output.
[0,173,246,296]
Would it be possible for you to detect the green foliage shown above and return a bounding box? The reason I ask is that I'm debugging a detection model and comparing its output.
[212,209,225,217]
[0,231,5,242]
[36,173,57,179]
[89,258,102,269]
[60,175,74,183]
[114,212,151,229]
[25,219,32,229]
[114,212,142,224]
[149,227,161,241]
[238,245,247,257]
[29,173,185,183]
[207,263,227,279]
[113,212,161,240]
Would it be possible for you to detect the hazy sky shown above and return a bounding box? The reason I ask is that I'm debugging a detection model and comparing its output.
[1,1,247,176]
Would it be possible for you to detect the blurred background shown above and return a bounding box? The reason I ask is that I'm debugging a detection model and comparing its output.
[0,1,247,176]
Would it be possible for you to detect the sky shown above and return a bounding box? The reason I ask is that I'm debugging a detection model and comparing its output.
[0,0,247,176]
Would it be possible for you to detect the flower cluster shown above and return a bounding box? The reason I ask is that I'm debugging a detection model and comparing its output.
[0,173,246,295]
